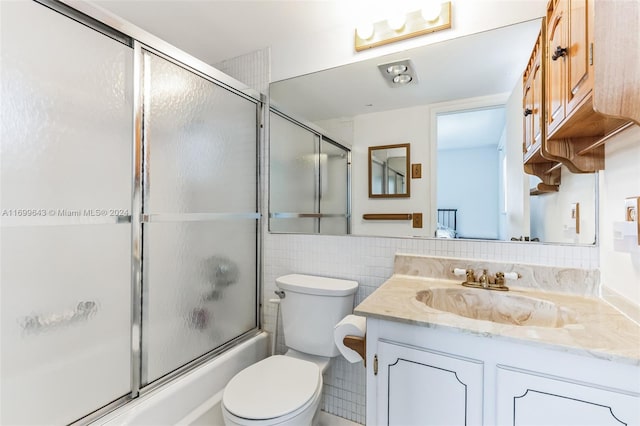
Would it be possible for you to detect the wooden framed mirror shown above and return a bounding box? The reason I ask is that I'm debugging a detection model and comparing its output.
[368,143,410,198]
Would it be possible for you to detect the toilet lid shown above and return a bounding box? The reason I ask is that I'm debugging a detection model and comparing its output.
[223,355,321,420]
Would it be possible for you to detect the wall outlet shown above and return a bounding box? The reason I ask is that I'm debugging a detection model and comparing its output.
[412,213,423,228]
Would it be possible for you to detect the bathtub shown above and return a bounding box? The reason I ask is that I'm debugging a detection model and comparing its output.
[95,332,269,425]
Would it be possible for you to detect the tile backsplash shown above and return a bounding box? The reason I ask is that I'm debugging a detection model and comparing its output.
[263,232,599,424]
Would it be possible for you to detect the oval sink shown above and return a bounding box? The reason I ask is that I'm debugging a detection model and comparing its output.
[415,287,576,328]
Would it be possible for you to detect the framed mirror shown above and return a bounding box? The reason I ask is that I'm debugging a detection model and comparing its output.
[368,143,410,198]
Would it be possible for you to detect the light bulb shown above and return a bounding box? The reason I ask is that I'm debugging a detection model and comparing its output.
[421,2,442,22]
[356,22,374,40]
[387,14,406,31]
[386,64,408,75]
[393,74,412,84]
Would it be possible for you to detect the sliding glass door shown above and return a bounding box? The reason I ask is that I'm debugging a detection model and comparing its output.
[139,49,259,384]
[1,1,133,423]
[269,110,350,234]
[0,1,261,423]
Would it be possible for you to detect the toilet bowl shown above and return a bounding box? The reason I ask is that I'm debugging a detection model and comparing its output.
[221,274,358,426]
[221,354,324,426]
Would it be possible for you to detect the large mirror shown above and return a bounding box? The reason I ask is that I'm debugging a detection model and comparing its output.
[369,143,410,198]
[269,19,598,245]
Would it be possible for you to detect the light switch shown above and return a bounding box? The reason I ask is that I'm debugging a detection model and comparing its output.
[411,164,422,179]
[412,213,423,228]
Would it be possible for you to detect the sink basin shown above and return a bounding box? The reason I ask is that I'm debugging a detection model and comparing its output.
[415,287,576,328]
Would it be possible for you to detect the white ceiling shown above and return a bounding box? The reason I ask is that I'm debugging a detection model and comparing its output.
[91,1,540,152]
[91,0,364,65]
[437,107,506,151]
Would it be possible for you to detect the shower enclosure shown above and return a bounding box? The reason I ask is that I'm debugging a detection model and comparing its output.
[0,1,262,424]
[269,109,351,235]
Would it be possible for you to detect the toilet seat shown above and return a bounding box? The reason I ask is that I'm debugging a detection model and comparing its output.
[222,355,322,423]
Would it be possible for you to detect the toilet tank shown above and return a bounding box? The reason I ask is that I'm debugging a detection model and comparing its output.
[276,274,358,358]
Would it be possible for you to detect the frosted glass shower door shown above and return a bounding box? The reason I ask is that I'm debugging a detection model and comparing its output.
[319,138,350,235]
[1,1,133,424]
[269,111,319,233]
[140,50,259,384]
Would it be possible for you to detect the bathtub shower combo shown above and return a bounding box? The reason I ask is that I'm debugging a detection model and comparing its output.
[1,1,264,423]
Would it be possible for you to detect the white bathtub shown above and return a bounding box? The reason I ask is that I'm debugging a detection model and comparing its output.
[95,332,269,426]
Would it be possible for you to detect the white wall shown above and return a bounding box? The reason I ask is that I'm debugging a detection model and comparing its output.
[599,125,640,305]
[351,105,431,237]
[438,146,499,239]
[270,0,548,81]
[529,167,597,245]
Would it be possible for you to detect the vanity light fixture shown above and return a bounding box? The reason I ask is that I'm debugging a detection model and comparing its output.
[355,1,451,52]
[378,59,417,88]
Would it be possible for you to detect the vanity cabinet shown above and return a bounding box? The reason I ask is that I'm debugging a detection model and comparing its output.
[376,340,483,425]
[365,318,640,426]
[496,366,639,425]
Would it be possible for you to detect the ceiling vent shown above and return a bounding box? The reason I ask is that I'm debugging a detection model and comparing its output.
[377,59,418,88]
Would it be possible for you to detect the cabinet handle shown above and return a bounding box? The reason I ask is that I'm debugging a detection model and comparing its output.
[551,46,568,61]
[523,108,533,117]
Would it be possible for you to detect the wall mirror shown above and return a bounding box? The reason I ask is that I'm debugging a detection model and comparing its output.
[269,18,598,245]
[369,143,410,198]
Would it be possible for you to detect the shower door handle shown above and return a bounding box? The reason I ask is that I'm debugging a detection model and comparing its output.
[21,301,97,333]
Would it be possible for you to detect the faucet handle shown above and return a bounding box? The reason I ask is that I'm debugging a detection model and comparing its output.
[495,271,521,284]
[465,269,476,283]
[503,272,521,280]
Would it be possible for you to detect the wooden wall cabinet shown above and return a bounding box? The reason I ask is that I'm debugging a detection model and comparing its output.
[523,0,638,179]
[523,25,561,194]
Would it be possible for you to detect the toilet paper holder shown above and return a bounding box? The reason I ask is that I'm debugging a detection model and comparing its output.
[343,335,367,366]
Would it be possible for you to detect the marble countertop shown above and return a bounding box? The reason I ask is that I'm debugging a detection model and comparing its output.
[354,274,640,365]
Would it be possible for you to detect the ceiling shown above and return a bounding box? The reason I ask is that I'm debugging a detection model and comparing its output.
[91,0,364,65]
[437,107,506,151]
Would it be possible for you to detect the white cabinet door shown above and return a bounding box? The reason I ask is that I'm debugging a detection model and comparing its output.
[496,366,640,426]
[377,340,484,426]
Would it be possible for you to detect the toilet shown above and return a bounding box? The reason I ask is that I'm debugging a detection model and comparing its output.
[221,274,358,426]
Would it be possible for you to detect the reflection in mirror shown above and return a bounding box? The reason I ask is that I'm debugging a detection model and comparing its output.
[269,19,598,245]
[436,107,505,240]
[369,143,410,198]
[269,109,351,235]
